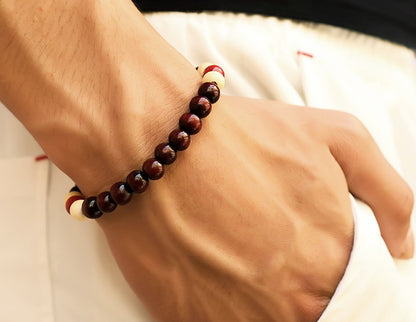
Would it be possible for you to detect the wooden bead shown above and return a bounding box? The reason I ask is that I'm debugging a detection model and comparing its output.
[189,96,212,118]
[197,62,214,76]
[65,63,225,220]
[69,199,87,221]
[65,191,82,201]
[169,129,191,151]
[143,158,164,180]
[203,64,225,77]
[82,197,103,219]
[110,182,133,205]
[126,170,148,193]
[179,113,202,135]
[202,71,225,90]
[65,191,83,214]
[155,143,177,165]
[96,191,117,213]
[69,185,81,193]
[198,82,220,103]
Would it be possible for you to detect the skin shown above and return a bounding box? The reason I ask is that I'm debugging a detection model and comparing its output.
[0,0,413,320]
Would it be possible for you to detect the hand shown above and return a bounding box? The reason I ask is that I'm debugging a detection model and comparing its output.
[1,1,412,320]
[96,95,413,321]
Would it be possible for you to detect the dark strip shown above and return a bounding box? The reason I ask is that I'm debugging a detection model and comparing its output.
[133,0,416,48]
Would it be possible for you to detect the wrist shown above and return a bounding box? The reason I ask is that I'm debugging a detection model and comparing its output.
[52,39,201,196]
[1,0,201,195]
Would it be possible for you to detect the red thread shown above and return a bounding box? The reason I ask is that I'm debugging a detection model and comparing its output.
[297,51,314,58]
[35,154,48,162]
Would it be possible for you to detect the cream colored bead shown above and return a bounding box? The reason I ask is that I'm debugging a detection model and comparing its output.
[69,199,87,221]
[197,62,214,76]
[64,191,82,204]
[202,71,225,90]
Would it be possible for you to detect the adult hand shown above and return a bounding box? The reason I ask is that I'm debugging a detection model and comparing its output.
[97,95,414,321]
[1,1,412,320]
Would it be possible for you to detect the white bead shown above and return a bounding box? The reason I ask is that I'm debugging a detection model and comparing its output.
[64,191,82,204]
[69,199,87,221]
[202,71,225,90]
[197,62,214,76]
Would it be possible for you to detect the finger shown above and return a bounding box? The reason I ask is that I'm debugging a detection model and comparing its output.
[321,111,414,258]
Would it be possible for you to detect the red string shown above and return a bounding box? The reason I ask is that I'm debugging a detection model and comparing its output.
[297,51,314,58]
[35,154,48,162]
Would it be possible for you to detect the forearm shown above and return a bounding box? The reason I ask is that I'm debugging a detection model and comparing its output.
[2,3,411,321]
[0,0,200,194]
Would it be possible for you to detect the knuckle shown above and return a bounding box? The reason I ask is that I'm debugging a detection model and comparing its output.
[325,111,372,157]
[334,112,368,140]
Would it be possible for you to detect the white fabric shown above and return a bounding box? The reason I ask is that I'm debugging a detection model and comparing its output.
[0,11,415,321]
[318,198,416,321]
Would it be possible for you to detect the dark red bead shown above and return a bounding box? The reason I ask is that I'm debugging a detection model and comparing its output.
[203,64,225,77]
[110,182,133,205]
[142,158,164,180]
[179,113,202,135]
[189,96,212,118]
[155,142,176,165]
[126,170,148,193]
[96,191,117,213]
[82,197,103,219]
[198,82,220,103]
[169,129,191,151]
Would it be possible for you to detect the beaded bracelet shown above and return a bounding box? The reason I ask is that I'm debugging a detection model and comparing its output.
[64,63,225,220]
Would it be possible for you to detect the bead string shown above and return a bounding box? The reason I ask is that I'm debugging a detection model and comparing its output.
[64,63,225,220]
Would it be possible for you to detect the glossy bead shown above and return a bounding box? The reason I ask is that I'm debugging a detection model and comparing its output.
[126,170,149,193]
[169,129,191,151]
[203,64,225,77]
[110,182,133,205]
[202,71,225,90]
[142,158,164,180]
[198,82,220,103]
[189,96,212,118]
[179,113,202,135]
[197,62,214,76]
[96,191,117,213]
[65,191,83,214]
[65,63,225,220]
[82,197,103,219]
[70,185,81,193]
[69,199,87,221]
[155,143,176,165]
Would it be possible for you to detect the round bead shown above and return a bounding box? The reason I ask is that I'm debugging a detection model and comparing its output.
[142,158,165,180]
[70,185,81,193]
[69,199,87,221]
[155,143,177,165]
[65,190,82,201]
[197,62,214,76]
[179,113,202,135]
[82,197,103,219]
[110,182,133,205]
[189,96,212,118]
[96,191,117,213]
[202,71,225,90]
[198,82,220,103]
[126,170,149,193]
[65,191,83,214]
[169,129,191,151]
[203,64,225,77]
